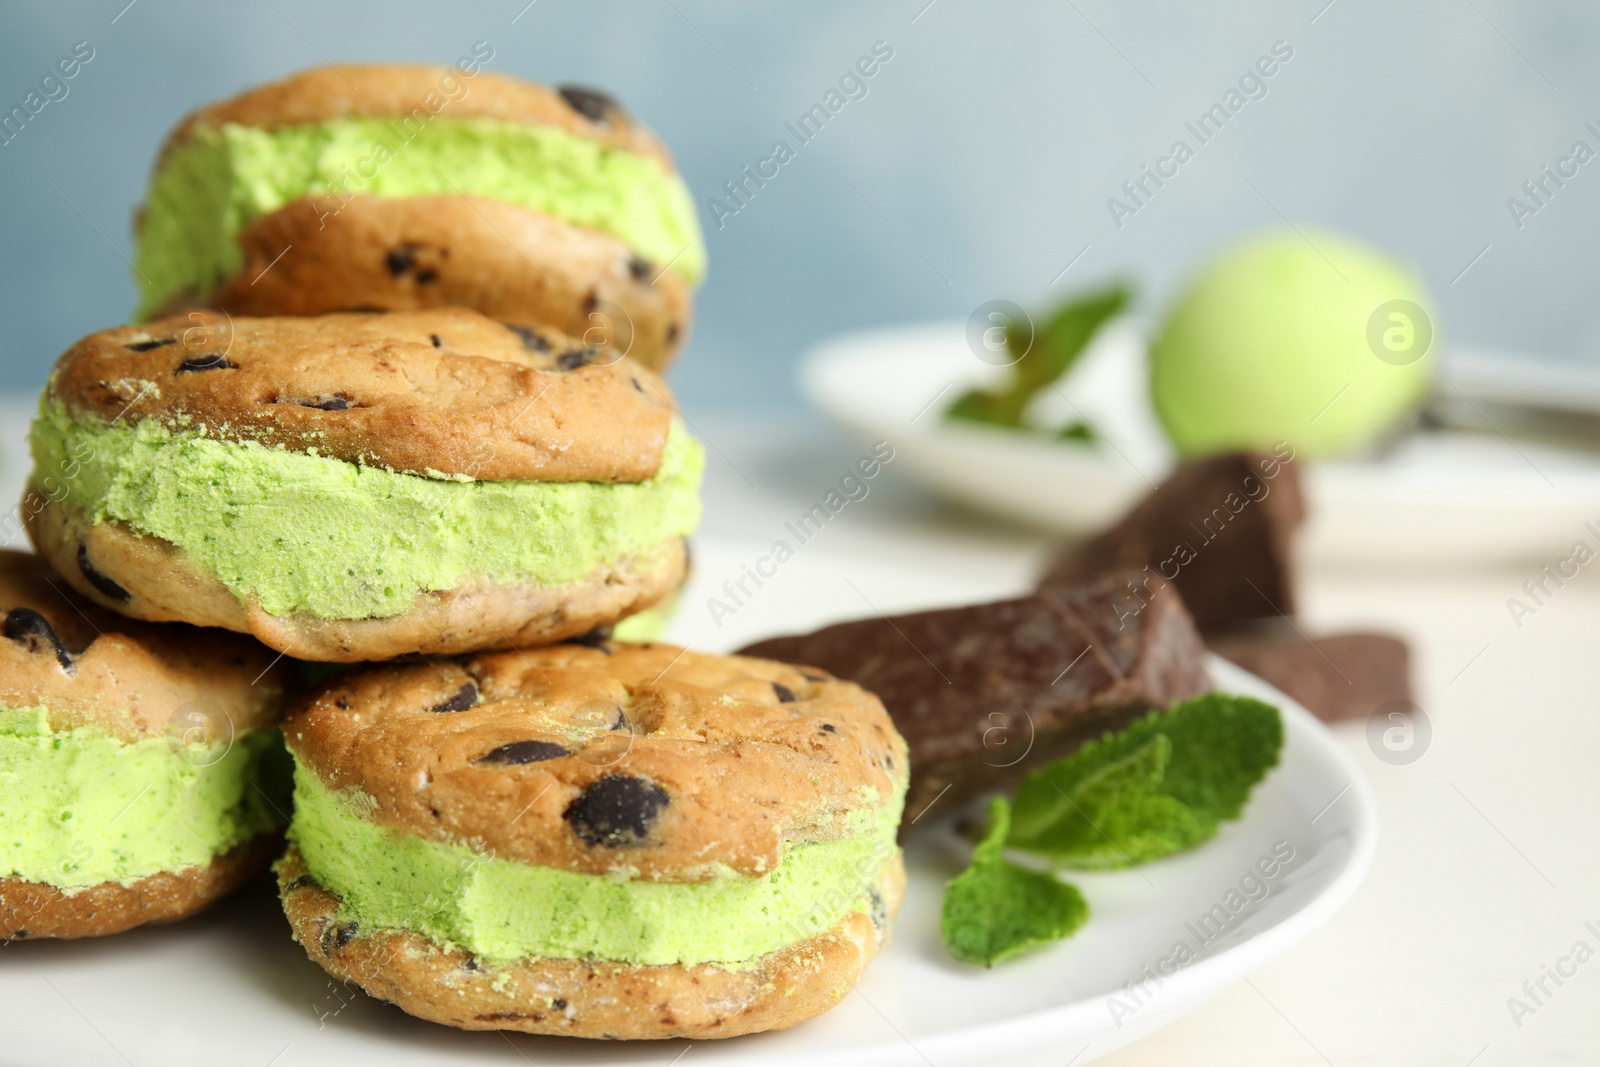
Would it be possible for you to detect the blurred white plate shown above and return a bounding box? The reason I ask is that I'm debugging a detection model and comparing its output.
[800,322,1600,565]
[2,540,1375,1067]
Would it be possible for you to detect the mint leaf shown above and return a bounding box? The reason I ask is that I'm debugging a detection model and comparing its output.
[940,797,1089,966]
[946,284,1131,431]
[1008,694,1283,869]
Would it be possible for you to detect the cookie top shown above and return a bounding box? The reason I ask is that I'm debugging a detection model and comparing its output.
[284,641,907,882]
[162,65,671,168]
[48,309,676,483]
[0,551,289,743]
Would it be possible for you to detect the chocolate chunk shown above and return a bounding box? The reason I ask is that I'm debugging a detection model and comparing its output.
[565,774,669,848]
[1209,623,1412,723]
[385,247,415,276]
[506,323,551,352]
[126,337,175,352]
[475,739,569,765]
[430,333,443,348]
[739,569,1211,828]
[12,929,27,939]
[3,608,73,671]
[772,682,798,703]
[429,682,479,713]
[557,85,621,125]
[1041,451,1303,633]
[557,347,598,371]
[296,395,351,411]
[175,354,237,373]
[320,921,358,954]
[564,626,613,653]
[77,544,131,603]
[627,255,651,281]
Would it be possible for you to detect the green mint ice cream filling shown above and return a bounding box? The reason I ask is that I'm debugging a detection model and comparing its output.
[29,400,703,621]
[134,116,706,317]
[0,707,286,889]
[290,762,903,967]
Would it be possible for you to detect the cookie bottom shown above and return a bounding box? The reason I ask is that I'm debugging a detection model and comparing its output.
[28,499,688,661]
[156,194,692,372]
[0,835,277,941]
[277,844,905,1040]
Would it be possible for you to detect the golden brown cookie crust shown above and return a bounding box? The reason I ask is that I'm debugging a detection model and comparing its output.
[27,500,689,663]
[1,835,278,940]
[277,843,904,1039]
[163,65,672,168]
[0,549,287,742]
[164,195,691,373]
[286,643,908,880]
[48,308,676,483]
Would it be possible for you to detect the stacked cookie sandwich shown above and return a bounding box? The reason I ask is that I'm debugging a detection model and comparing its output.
[133,65,704,371]
[4,63,909,1042]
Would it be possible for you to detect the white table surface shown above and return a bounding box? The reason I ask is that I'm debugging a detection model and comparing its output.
[2,399,1595,1064]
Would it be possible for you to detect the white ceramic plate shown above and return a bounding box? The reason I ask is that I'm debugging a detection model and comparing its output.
[800,322,1600,565]
[0,539,1376,1067]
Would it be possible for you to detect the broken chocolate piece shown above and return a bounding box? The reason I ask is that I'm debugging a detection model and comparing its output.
[475,739,569,765]
[3,607,74,671]
[1209,623,1412,723]
[564,774,669,847]
[740,569,1211,827]
[1041,451,1303,633]
[77,544,131,603]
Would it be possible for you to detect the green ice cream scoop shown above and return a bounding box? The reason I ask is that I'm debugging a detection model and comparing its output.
[1150,230,1438,459]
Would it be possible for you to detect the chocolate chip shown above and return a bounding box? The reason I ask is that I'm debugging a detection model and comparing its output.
[565,775,669,848]
[632,377,646,394]
[334,698,350,710]
[430,334,442,348]
[385,247,415,276]
[772,682,798,703]
[556,85,621,125]
[553,998,567,1010]
[564,626,613,653]
[582,291,598,313]
[801,671,828,683]
[462,958,480,972]
[475,739,568,765]
[320,921,358,954]
[608,706,629,731]
[665,323,679,343]
[284,874,318,892]
[126,338,175,352]
[416,269,437,284]
[429,682,478,713]
[12,929,28,939]
[295,395,351,411]
[78,544,131,603]
[507,323,551,352]
[175,354,236,373]
[627,255,651,282]
[4,608,73,671]
[557,347,598,371]
[867,886,888,931]
[820,723,837,733]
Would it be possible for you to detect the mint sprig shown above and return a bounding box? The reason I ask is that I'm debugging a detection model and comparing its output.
[939,797,1089,967]
[945,284,1130,436]
[939,694,1283,964]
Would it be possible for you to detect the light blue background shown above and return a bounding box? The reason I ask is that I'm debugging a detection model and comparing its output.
[1,1,1595,411]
